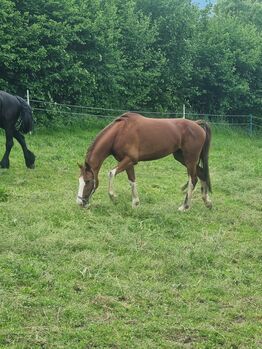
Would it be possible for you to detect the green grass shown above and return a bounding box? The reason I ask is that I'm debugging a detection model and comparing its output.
[0,124,261,348]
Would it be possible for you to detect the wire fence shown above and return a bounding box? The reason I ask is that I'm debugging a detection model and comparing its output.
[29,98,262,135]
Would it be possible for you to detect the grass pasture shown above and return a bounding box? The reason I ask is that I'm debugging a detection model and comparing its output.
[0,122,261,348]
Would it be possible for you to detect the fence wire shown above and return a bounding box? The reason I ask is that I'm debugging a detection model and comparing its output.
[29,99,261,134]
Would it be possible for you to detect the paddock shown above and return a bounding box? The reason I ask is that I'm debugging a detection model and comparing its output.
[0,124,261,348]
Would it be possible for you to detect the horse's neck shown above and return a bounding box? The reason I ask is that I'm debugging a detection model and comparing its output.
[86,148,108,173]
[86,121,123,175]
[86,127,116,173]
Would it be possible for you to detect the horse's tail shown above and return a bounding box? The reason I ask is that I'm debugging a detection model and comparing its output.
[16,96,33,134]
[196,120,212,193]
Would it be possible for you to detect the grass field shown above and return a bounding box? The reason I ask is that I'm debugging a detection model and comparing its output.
[0,121,261,348]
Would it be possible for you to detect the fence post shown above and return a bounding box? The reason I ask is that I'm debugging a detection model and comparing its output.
[183,104,185,119]
[26,89,32,135]
[26,89,30,105]
[249,114,253,136]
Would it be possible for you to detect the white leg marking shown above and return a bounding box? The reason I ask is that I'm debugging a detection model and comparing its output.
[187,178,194,204]
[129,180,140,208]
[178,177,194,212]
[76,176,85,205]
[108,168,117,200]
[201,180,212,208]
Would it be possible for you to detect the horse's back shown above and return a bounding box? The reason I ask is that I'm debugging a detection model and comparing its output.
[117,112,205,141]
[113,113,206,161]
[0,91,20,112]
[0,91,21,127]
[171,118,206,139]
[0,91,20,107]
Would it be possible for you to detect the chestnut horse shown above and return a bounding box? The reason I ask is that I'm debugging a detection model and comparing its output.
[77,112,212,210]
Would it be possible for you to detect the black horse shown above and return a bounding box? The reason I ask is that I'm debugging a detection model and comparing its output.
[0,91,35,169]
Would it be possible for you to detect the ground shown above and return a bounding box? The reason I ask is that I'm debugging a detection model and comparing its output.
[0,123,261,348]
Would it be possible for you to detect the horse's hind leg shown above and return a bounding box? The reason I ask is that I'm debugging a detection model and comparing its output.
[174,150,190,192]
[181,166,204,192]
[194,166,212,208]
[0,128,14,168]
[200,180,212,208]
[126,166,140,208]
[174,151,209,199]
[178,160,198,212]
[13,130,35,168]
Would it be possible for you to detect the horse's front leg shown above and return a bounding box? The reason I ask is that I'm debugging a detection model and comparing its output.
[108,168,117,201]
[13,130,35,168]
[108,157,135,204]
[0,128,14,169]
[126,166,140,208]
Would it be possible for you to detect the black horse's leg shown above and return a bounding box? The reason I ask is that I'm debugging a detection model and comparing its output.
[13,129,35,168]
[0,128,14,168]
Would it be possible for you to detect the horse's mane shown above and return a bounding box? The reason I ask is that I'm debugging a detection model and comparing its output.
[86,112,141,159]
[86,113,129,158]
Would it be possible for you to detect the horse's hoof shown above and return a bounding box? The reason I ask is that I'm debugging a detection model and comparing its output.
[178,205,190,212]
[0,163,9,169]
[27,163,35,169]
[205,201,212,209]
[132,199,140,208]
[109,192,117,202]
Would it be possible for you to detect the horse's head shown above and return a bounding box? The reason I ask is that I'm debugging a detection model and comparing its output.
[76,163,96,207]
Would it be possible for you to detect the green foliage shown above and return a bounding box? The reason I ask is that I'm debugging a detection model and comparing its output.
[136,0,200,110]
[191,14,262,114]
[0,0,26,92]
[215,0,262,30]
[114,0,166,109]
[0,0,261,116]
[0,126,261,347]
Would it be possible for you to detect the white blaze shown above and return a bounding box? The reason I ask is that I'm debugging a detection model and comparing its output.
[76,176,85,205]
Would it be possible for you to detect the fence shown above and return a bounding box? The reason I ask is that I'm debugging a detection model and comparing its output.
[29,98,262,135]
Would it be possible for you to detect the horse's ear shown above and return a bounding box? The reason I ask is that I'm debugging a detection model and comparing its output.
[85,162,95,176]
[77,162,83,169]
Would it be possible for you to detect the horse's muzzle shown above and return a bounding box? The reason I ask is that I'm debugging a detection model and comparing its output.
[76,196,88,207]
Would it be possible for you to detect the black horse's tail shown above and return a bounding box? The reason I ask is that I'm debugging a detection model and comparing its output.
[16,96,33,134]
[196,120,212,193]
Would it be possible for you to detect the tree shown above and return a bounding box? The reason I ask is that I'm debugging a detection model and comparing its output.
[191,2,262,115]
[136,0,200,112]
[215,0,262,30]
[0,0,26,94]
[0,0,261,117]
